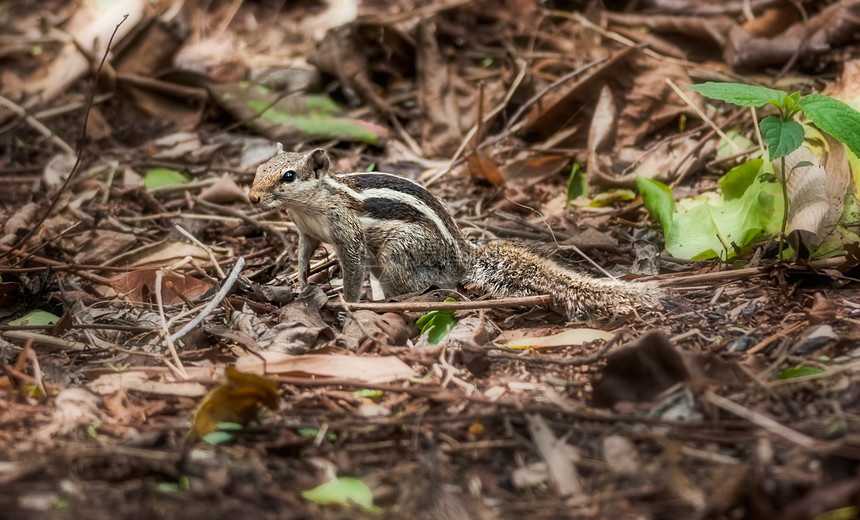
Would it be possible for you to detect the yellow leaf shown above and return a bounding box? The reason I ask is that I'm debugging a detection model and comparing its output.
[187,365,279,442]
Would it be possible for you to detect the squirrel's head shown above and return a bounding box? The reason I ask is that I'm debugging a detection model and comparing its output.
[248,146,331,208]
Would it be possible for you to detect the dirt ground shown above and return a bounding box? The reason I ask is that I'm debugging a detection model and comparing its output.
[2,1,860,519]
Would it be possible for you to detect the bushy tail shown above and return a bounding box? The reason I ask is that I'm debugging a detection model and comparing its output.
[463,241,662,319]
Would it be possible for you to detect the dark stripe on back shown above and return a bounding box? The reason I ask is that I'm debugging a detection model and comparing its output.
[363,197,431,225]
[340,173,461,236]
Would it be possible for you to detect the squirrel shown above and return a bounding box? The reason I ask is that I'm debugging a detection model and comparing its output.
[248,146,663,319]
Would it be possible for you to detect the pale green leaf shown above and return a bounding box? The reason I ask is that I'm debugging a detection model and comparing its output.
[144,168,190,190]
[302,477,381,512]
[778,365,825,379]
[719,159,763,200]
[685,82,786,107]
[9,310,60,326]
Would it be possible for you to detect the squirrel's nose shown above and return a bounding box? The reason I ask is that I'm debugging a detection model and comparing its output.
[248,190,260,204]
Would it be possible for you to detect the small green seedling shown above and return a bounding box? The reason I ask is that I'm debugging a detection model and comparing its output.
[685,82,860,256]
[416,297,457,344]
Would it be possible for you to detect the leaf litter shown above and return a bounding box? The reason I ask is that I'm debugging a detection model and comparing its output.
[2,1,860,519]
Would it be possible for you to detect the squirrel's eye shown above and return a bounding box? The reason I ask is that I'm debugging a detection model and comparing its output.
[281,170,296,183]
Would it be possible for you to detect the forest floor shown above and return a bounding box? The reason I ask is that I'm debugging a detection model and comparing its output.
[2,1,860,519]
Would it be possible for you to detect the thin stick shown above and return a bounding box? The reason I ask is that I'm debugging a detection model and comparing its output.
[704,392,822,451]
[665,78,740,152]
[174,224,226,279]
[0,94,74,154]
[169,256,246,343]
[155,270,189,379]
[326,294,553,313]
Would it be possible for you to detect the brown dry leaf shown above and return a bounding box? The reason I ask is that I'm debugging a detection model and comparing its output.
[35,388,102,441]
[310,25,399,116]
[526,413,583,497]
[465,149,505,187]
[602,435,641,475]
[783,141,849,253]
[498,154,569,188]
[741,5,800,38]
[808,292,837,324]
[1,202,40,246]
[187,365,279,443]
[499,328,614,349]
[87,367,215,396]
[416,20,478,157]
[114,18,204,128]
[235,351,415,383]
[199,172,249,204]
[609,1,860,70]
[111,269,212,305]
[102,240,211,268]
[67,230,138,265]
[341,310,413,351]
[585,58,701,187]
[824,58,860,102]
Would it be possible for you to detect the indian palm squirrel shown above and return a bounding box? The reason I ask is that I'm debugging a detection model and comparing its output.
[248,146,663,318]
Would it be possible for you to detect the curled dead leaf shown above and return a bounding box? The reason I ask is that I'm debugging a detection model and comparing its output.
[187,365,279,443]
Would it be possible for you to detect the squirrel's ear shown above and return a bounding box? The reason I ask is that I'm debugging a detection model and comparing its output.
[307,148,330,179]
[276,142,284,154]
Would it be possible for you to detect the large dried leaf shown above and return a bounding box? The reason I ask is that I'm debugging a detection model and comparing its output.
[208,82,388,145]
[784,140,850,251]
[236,352,414,383]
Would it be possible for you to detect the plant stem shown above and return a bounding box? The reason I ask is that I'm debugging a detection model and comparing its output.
[779,155,788,258]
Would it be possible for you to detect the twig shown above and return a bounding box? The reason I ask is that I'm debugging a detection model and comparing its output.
[193,197,290,251]
[169,256,246,343]
[155,270,189,379]
[325,294,553,313]
[0,94,74,154]
[174,225,226,279]
[704,392,825,451]
[665,78,740,152]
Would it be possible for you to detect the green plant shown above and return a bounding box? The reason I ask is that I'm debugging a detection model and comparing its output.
[416,297,457,344]
[685,82,860,256]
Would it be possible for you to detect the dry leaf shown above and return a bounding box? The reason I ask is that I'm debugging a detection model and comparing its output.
[236,351,415,383]
[500,328,614,349]
[187,365,280,442]
[111,269,212,305]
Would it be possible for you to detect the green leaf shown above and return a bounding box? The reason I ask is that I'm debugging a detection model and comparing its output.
[416,298,457,345]
[778,365,825,379]
[799,93,860,157]
[759,116,804,159]
[719,159,763,200]
[302,477,382,512]
[566,162,587,204]
[354,389,383,399]
[654,176,782,260]
[685,82,786,107]
[9,310,60,326]
[202,422,243,445]
[588,188,636,207]
[637,177,675,236]
[144,168,190,190]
